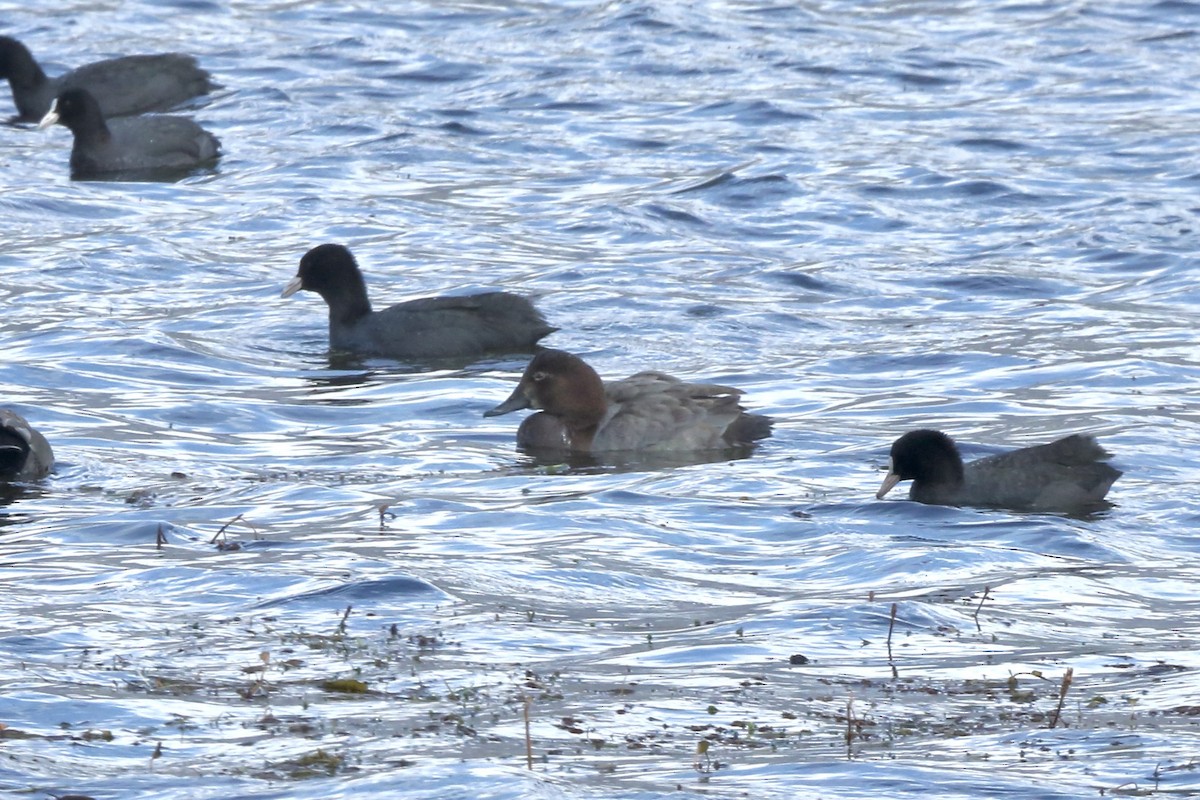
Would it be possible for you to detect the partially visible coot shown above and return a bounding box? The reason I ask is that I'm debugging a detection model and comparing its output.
[876,429,1121,513]
[0,409,54,481]
[0,36,215,123]
[282,244,556,361]
[39,87,220,179]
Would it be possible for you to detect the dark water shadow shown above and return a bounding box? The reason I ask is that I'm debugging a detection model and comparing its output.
[324,351,479,375]
[0,481,51,513]
[509,443,764,475]
[252,575,440,610]
[71,161,221,183]
[322,346,547,375]
[865,495,1119,523]
[294,349,541,400]
[306,373,379,392]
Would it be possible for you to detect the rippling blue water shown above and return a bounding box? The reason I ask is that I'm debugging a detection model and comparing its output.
[2,1,1199,798]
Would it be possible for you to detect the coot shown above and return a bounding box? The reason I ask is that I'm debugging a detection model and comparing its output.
[282,244,555,361]
[0,35,214,122]
[877,429,1120,512]
[38,87,220,178]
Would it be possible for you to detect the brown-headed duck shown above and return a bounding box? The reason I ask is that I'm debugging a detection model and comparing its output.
[877,429,1120,512]
[0,36,214,123]
[0,409,54,480]
[39,88,220,177]
[484,349,773,453]
[282,244,555,361]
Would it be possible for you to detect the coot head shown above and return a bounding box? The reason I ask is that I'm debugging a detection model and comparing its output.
[877,429,964,499]
[37,87,106,134]
[282,244,368,300]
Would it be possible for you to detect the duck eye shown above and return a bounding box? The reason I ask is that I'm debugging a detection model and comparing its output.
[532,371,548,382]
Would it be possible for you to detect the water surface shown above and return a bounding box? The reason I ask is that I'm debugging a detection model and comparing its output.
[2,1,1199,798]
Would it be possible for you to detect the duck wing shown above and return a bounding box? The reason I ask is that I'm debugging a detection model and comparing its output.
[595,372,750,451]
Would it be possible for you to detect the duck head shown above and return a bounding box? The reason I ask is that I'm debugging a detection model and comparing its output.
[485,349,607,432]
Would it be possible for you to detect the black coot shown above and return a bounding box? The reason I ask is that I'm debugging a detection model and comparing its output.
[877,429,1121,513]
[0,36,214,122]
[282,244,556,361]
[39,87,220,178]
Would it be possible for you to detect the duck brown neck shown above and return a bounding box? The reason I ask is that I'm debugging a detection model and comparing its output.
[563,419,599,452]
[554,391,605,453]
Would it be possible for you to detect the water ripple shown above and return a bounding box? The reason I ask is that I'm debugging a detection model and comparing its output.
[1,0,1198,797]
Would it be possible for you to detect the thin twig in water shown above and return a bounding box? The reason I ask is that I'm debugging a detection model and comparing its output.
[973,586,992,632]
[523,693,533,770]
[886,602,898,659]
[156,523,167,549]
[845,695,855,759]
[1048,667,1074,729]
[209,513,258,545]
[378,503,396,531]
[336,605,353,635]
[887,602,899,677]
[210,513,244,544]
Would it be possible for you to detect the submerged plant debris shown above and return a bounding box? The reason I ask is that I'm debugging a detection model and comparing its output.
[5,591,1198,797]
